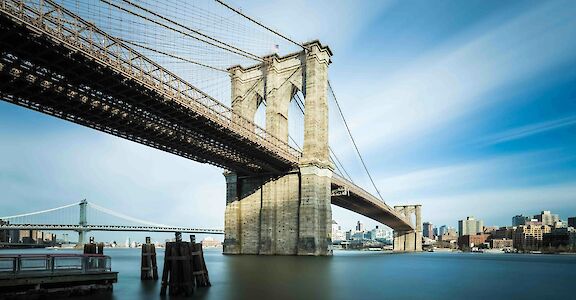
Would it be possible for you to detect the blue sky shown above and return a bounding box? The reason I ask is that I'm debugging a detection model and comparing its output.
[1,0,576,242]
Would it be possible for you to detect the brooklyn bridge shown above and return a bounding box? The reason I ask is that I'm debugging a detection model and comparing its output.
[0,0,422,255]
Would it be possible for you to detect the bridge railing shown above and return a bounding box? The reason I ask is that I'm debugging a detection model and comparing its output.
[0,0,301,163]
[0,254,111,277]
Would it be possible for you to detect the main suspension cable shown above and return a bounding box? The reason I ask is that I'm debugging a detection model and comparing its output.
[213,0,304,49]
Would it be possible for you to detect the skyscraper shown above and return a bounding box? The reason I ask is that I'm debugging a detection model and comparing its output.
[423,222,433,239]
[439,225,448,236]
[356,221,364,232]
[458,216,484,237]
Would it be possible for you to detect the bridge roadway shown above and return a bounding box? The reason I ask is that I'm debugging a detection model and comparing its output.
[0,224,224,234]
[0,0,414,232]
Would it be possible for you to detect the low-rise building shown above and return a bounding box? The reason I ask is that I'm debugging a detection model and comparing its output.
[457,234,490,251]
[491,238,514,249]
[201,237,221,248]
[483,226,499,235]
[489,227,515,240]
[542,227,575,251]
[568,217,576,228]
[514,222,551,250]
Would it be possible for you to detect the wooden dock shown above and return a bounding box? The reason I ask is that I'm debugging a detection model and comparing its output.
[0,254,117,299]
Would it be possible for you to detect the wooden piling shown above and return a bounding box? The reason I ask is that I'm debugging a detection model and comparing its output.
[141,237,158,280]
[159,233,211,296]
[83,237,97,254]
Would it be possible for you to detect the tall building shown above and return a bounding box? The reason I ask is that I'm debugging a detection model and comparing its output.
[356,221,364,232]
[534,211,560,226]
[568,217,575,228]
[458,216,484,237]
[423,222,433,239]
[439,225,448,236]
[512,215,529,226]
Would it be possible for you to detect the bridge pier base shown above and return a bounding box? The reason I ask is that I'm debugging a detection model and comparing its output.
[223,166,332,256]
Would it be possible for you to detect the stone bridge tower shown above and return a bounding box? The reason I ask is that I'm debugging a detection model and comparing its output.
[223,41,333,256]
[393,205,422,252]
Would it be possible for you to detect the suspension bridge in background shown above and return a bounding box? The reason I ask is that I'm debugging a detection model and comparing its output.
[0,0,422,255]
[0,199,224,245]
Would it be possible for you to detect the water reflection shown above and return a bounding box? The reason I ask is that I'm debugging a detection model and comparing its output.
[2,248,576,300]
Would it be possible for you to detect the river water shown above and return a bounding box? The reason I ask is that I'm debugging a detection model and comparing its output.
[2,248,575,300]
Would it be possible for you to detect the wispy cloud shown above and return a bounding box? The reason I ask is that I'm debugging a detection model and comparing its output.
[476,115,576,146]
[330,1,576,157]
[375,151,561,200]
[229,0,394,52]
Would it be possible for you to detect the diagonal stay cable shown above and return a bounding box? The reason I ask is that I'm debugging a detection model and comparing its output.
[328,80,385,202]
[120,39,229,73]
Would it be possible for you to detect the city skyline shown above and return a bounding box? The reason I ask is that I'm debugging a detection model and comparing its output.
[1,0,576,239]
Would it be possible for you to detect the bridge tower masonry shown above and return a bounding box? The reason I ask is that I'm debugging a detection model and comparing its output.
[393,205,422,252]
[223,41,333,256]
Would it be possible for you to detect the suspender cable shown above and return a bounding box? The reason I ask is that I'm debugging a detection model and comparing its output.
[213,0,304,49]
[119,0,263,62]
[328,81,385,202]
[99,0,263,62]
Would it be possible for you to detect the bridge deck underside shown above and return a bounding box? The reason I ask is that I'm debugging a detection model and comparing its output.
[0,15,295,175]
[331,185,413,231]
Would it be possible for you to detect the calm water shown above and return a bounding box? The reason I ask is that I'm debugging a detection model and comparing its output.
[2,248,576,300]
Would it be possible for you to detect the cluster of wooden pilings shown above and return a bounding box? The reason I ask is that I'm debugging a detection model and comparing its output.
[158,233,211,297]
[83,237,104,255]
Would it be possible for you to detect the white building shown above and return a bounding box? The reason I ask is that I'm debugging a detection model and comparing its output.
[331,220,345,242]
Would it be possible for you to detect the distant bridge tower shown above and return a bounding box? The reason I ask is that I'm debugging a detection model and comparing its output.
[77,199,89,247]
[224,41,333,256]
[393,205,422,252]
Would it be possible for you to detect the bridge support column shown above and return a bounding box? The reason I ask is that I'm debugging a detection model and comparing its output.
[76,199,88,248]
[297,41,333,256]
[223,41,333,256]
[393,205,422,252]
